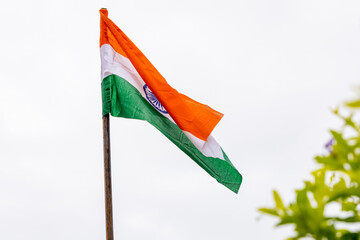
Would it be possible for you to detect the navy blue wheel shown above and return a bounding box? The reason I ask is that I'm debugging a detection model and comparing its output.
[143,84,168,114]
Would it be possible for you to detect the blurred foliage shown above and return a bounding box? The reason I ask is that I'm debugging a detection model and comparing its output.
[259,96,360,240]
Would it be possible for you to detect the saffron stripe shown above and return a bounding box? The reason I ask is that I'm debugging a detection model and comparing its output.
[100,8,223,141]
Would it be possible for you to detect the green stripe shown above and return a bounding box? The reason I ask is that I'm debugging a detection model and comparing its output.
[101,74,242,193]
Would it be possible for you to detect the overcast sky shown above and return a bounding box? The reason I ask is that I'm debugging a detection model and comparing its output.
[1,0,360,239]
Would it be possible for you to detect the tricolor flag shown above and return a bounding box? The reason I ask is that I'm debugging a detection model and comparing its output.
[99,9,242,193]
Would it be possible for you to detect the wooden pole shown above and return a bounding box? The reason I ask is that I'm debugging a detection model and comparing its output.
[103,113,114,240]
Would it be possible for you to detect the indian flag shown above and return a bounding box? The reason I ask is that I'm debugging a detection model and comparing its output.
[99,9,242,193]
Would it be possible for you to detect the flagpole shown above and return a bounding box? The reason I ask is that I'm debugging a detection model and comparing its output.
[103,113,114,240]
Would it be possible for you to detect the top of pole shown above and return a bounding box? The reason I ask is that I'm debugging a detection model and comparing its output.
[100,8,108,16]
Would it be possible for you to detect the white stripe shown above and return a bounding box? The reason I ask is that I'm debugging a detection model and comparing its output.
[100,44,225,160]
[101,44,147,99]
[183,132,224,159]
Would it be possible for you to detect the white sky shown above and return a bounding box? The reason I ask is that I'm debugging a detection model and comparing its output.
[1,0,360,239]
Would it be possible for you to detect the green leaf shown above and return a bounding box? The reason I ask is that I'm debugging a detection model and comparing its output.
[285,237,300,240]
[273,190,285,212]
[258,208,279,216]
[277,215,295,226]
[342,201,357,212]
[333,216,359,223]
[296,189,311,211]
[331,130,351,156]
[340,232,359,240]
[315,155,343,170]
[333,178,347,192]
[345,100,360,108]
[343,115,358,131]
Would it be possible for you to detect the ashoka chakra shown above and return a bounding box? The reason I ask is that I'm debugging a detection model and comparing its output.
[143,84,168,114]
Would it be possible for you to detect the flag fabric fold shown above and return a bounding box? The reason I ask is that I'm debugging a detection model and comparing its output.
[99,8,242,193]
